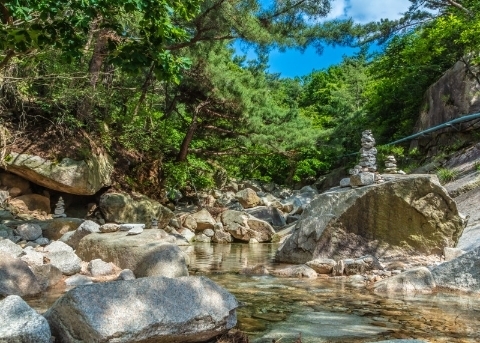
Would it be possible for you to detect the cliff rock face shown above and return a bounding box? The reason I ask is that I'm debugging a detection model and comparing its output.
[276,175,464,264]
[411,60,480,154]
[4,152,113,195]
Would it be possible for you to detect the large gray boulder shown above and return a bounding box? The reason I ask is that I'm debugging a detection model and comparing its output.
[4,152,113,195]
[44,276,239,343]
[276,175,464,263]
[431,245,480,293]
[99,192,174,229]
[0,295,51,343]
[221,210,275,243]
[76,230,189,277]
[0,253,43,296]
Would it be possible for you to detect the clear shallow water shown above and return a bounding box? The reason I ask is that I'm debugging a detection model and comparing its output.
[27,242,480,343]
[186,243,480,343]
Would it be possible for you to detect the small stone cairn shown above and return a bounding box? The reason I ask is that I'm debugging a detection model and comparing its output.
[384,155,398,173]
[53,197,67,218]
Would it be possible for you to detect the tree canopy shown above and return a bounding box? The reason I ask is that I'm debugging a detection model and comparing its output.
[1,0,480,196]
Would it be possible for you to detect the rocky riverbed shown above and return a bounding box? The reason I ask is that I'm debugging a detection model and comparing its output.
[1,143,480,342]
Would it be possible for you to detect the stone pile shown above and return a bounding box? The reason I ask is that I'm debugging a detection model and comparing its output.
[384,155,398,173]
[346,130,379,187]
[358,129,377,172]
[53,197,66,218]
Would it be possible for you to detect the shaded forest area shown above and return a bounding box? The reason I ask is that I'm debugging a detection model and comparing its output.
[1,0,479,199]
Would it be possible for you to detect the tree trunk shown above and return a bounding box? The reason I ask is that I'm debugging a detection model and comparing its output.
[176,112,198,162]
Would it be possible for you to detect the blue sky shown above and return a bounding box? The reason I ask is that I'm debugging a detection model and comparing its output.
[237,0,412,78]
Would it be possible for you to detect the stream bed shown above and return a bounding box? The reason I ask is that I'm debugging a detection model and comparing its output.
[27,242,480,343]
[187,243,480,343]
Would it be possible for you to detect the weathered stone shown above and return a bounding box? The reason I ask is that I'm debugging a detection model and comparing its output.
[99,192,174,229]
[45,276,238,343]
[182,214,197,231]
[339,178,351,187]
[8,187,22,197]
[0,238,23,258]
[76,230,189,278]
[432,246,480,293]
[195,233,211,243]
[350,172,375,187]
[45,240,74,253]
[0,172,31,194]
[178,228,195,242]
[117,269,136,280]
[127,226,144,235]
[30,264,63,290]
[271,265,317,279]
[221,210,275,243]
[372,267,436,294]
[7,194,50,214]
[0,295,51,343]
[39,218,83,240]
[344,255,382,275]
[203,228,214,237]
[65,274,93,288]
[0,224,14,240]
[306,258,337,274]
[0,253,42,296]
[443,247,465,261]
[15,223,42,241]
[333,260,345,276]
[276,175,464,263]
[88,259,115,277]
[34,237,49,246]
[211,230,233,244]
[235,188,261,209]
[99,223,120,233]
[65,220,100,249]
[245,206,287,227]
[192,209,216,231]
[21,246,44,266]
[4,152,113,195]
[119,223,145,231]
[46,250,82,276]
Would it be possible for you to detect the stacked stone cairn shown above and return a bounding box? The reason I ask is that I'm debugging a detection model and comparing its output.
[384,155,398,173]
[343,130,384,187]
[52,197,67,218]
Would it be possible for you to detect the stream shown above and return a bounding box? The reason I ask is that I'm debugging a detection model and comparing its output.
[187,243,480,343]
[27,242,480,343]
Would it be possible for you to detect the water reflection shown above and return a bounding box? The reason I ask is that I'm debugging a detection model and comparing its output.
[189,243,480,343]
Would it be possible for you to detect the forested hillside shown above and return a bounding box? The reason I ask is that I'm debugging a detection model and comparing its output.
[1,0,479,198]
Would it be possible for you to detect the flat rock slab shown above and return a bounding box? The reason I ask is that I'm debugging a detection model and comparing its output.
[253,310,389,343]
[45,276,239,343]
[0,295,51,343]
[76,229,189,277]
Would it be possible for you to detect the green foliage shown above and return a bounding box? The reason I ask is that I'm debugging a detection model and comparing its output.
[436,167,458,184]
[1,0,200,80]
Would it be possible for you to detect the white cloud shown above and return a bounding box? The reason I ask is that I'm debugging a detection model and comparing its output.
[326,0,411,23]
[324,0,347,20]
